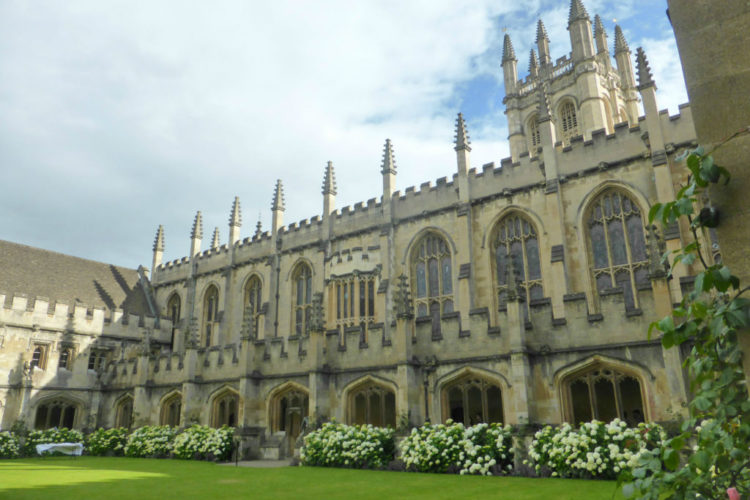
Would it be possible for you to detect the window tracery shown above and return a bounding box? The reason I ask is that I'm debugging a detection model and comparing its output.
[160,393,182,427]
[588,190,648,309]
[244,276,262,336]
[34,399,77,429]
[566,367,645,425]
[412,234,453,336]
[211,390,238,428]
[167,293,181,350]
[559,101,579,145]
[494,214,543,309]
[115,396,133,429]
[202,286,219,347]
[349,383,396,428]
[443,376,503,425]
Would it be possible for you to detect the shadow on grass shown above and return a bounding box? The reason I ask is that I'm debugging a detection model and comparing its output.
[0,457,624,500]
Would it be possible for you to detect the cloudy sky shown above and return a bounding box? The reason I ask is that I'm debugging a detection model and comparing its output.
[0,0,688,269]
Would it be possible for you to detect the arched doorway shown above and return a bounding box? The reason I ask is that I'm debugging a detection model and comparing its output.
[271,385,309,456]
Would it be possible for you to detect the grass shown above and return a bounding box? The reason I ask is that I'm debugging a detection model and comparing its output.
[0,457,624,500]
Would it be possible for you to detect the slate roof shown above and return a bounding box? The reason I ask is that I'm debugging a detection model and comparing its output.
[0,239,150,315]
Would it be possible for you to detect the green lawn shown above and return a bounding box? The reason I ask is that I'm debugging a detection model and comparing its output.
[0,457,624,499]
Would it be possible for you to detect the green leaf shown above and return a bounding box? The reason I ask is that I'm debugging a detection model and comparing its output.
[670,436,685,450]
[692,396,712,411]
[663,448,679,471]
[691,450,710,471]
[622,483,635,499]
[657,315,674,333]
[648,203,662,224]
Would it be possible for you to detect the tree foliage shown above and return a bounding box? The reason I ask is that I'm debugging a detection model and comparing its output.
[622,134,750,499]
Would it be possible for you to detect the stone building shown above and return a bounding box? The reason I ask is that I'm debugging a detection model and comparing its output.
[0,1,704,458]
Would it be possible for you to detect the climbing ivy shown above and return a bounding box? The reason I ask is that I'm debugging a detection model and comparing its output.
[622,130,750,499]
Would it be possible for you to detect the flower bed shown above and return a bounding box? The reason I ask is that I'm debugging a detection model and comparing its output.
[527,419,666,479]
[124,426,177,458]
[172,425,234,461]
[87,427,129,456]
[301,422,395,469]
[24,428,85,456]
[0,431,20,458]
[399,421,513,475]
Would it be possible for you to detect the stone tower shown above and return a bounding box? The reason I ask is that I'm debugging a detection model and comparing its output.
[503,0,639,161]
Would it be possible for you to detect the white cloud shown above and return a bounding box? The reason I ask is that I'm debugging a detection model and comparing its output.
[0,1,689,268]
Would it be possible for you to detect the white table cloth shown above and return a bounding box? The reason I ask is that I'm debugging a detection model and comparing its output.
[36,442,84,456]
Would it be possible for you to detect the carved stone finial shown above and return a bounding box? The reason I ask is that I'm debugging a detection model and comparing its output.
[568,0,590,25]
[309,292,325,332]
[537,84,551,121]
[535,19,549,43]
[229,196,242,227]
[185,318,199,349]
[381,139,397,175]
[454,113,471,152]
[139,327,153,356]
[211,227,220,249]
[636,47,656,90]
[191,211,203,240]
[528,49,539,74]
[614,25,630,54]
[254,215,263,238]
[502,34,516,63]
[153,225,164,252]
[394,274,414,319]
[594,14,605,36]
[322,161,337,196]
[272,179,285,212]
[647,224,668,278]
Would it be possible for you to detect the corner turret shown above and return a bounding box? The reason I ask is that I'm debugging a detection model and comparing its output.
[211,227,220,249]
[271,179,285,238]
[381,139,397,209]
[501,34,518,95]
[454,113,471,203]
[322,161,337,217]
[614,25,638,123]
[536,19,551,66]
[152,225,164,273]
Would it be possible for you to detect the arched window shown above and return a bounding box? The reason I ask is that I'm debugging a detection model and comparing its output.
[495,214,543,309]
[349,383,396,428]
[34,399,77,429]
[559,101,579,145]
[292,264,312,335]
[160,393,182,427]
[271,386,309,456]
[587,190,648,310]
[202,286,219,347]
[244,276,262,336]
[167,293,181,350]
[442,375,503,425]
[412,233,453,336]
[211,390,239,428]
[115,396,134,429]
[566,366,645,425]
[527,115,541,154]
[58,347,73,370]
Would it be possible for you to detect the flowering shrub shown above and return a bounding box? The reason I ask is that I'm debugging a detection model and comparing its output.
[173,425,234,461]
[87,428,129,456]
[124,426,176,458]
[301,422,395,469]
[400,421,514,475]
[24,428,85,456]
[0,431,20,458]
[527,419,667,479]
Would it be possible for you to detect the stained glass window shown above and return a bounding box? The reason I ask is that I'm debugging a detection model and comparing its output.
[588,191,649,310]
[494,214,543,308]
[412,234,454,333]
[292,264,313,335]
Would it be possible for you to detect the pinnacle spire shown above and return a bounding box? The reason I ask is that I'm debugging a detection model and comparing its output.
[614,25,630,54]
[535,19,549,43]
[254,215,263,238]
[528,49,539,73]
[454,113,471,152]
[501,33,516,63]
[636,47,655,90]
[191,211,203,240]
[381,139,396,174]
[229,196,241,227]
[272,179,285,212]
[153,225,164,252]
[594,14,606,36]
[322,161,337,196]
[568,0,590,25]
[211,227,220,249]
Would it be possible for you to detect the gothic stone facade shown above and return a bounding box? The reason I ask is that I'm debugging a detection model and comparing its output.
[0,1,703,458]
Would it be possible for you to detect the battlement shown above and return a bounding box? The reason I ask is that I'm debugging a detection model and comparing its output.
[0,291,169,342]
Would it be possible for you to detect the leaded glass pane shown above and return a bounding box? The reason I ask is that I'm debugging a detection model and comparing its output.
[571,379,592,424]
[511,240,525,280]
[428,258,439,297]
[590,223,609,269]
[416,262,426,298]
[594,378,617,422]
[486,386,503,423]
[596,273,611,292]
[369,393,383,427]
[496,248,507,285]
[417,303,427,317]
[443,299,454,314]
[608,219,627,265]
[441,256,452,294]
[467,386,483,425]
[526,237,541,280]
[616,271,634,309]
[626,215,647,262]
